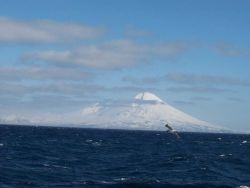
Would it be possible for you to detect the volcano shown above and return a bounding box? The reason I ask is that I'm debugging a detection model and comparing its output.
[79,92,225,132]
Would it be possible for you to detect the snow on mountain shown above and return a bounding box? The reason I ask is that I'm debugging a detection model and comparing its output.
[79,92,226,132]
[0,92,227,132]
[0,114,32,125]
[134,92,164,103]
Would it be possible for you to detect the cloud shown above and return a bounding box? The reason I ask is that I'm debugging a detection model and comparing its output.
[167,86,233,93]
[227,97,242,102]
[0,82,104,97]
[105,86,159,93]
[173,100,195,106]
[0,80,159,114]
[122,76,160,84]
[164,73,250,86]
[190,96,212,101]
[0,66,93,81]
[0,17,104,43]
[214,43,250,57]
[125,26,153,37]
[0,81,158,98]
[23,40,188,69]
[0,93,99,115]
[123,73,250,87]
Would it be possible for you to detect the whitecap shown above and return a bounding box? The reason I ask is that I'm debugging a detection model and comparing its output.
[52,165,69,169]
[219,154,225,157]
[155,179,161,183]
[237,186,250,188]
[0,143,4,146]
[92,142,101,146]
[114,177,127,181]
[242,140,248,144]
[96,180,115,184]
[174,156,183,160]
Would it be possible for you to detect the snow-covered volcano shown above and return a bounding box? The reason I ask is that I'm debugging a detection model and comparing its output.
[0,92,226,132]
[79,92,225,132]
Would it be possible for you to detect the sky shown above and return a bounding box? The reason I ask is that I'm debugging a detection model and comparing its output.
[0,0,250,131]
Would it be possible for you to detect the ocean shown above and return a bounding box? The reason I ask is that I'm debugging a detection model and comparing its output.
[0,124,249,188]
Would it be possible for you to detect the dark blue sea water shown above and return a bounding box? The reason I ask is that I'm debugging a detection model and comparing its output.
[0,124,249,188]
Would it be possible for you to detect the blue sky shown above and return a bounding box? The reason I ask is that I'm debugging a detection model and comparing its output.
[0,0,250,131]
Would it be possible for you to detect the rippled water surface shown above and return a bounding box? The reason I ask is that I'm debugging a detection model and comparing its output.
[0,124,249,188]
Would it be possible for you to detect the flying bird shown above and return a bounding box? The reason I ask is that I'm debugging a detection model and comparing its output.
[165,123,180,139]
